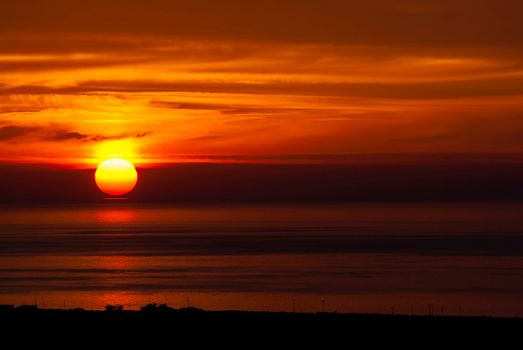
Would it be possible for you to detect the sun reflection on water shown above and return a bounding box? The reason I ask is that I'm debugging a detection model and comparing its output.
[95,209,137,223]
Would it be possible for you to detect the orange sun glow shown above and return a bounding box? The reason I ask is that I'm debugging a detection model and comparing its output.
[95,158,138,196]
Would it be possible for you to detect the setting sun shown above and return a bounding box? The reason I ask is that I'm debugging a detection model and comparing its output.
[95,158,138,196]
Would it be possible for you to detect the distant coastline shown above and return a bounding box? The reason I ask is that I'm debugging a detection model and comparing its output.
[2,304,522,324]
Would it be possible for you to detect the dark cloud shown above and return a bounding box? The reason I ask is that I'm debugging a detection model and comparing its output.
[47,131,114,142]
[186,134,226,142]
[47,131,95,142]
[150,100,311,115]
[0,124,151,143]
[151,101,232,111]
[134,132,150,138]
[47,130,151,142]
[0,125,39,140]
[4,76,523,99]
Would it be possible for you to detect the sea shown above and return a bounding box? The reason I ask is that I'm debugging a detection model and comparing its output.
[0,203,522,316]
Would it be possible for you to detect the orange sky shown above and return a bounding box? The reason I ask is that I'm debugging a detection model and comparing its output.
[1,0,522,166]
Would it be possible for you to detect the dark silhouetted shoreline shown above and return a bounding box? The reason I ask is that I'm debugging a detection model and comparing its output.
[1,304,522,335]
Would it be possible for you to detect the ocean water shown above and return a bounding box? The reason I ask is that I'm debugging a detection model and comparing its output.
[0,203,522,316]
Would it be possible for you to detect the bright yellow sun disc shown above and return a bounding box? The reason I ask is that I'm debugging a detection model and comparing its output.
[95,158,138,196]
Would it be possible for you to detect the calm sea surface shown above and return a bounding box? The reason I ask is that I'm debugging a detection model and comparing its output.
[0,203,522,316]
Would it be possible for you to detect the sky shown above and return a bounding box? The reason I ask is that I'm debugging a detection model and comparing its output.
[1,0,523,166]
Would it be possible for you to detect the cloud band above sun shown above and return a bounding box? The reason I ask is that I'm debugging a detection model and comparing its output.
[0,0,522,166]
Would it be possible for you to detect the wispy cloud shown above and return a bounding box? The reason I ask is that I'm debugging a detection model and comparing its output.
[0,124,151,143]
[46,130,151,142]
[150,100,313,115]
[4,76,523,99]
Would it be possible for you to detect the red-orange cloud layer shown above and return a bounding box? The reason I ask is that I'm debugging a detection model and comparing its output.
[0,0,522,166]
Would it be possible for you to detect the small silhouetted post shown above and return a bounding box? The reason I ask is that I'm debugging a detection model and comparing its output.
[322,299,325,313]
[63,300,66,309]
[441,306,444,315]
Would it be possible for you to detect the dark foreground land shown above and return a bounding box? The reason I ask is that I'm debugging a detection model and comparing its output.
[1,306,522,340]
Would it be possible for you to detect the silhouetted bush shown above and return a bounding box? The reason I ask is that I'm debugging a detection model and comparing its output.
[140,303,174,312]
[105,304,124,312]
[15,305,38,312]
